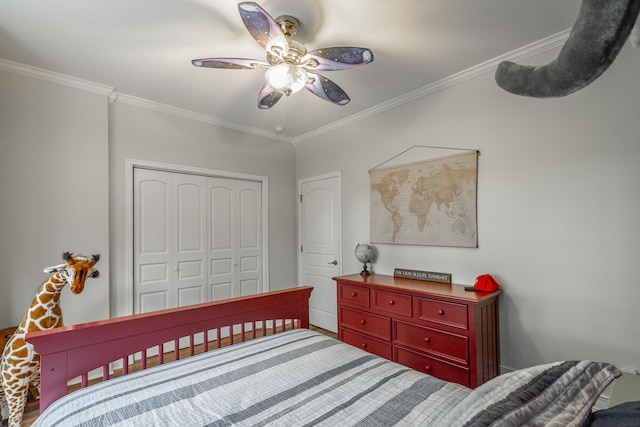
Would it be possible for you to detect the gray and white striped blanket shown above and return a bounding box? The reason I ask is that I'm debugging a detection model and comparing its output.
[34,329,470,426]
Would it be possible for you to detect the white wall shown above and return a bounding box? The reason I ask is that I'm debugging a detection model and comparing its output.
[0,71,110,327]
[108,102,298,317]
[296,46,640,371]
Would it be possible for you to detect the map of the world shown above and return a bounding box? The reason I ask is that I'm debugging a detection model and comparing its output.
[370,151,478,247]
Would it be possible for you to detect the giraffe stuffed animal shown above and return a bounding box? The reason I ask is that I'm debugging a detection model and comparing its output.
[0,252,100,427]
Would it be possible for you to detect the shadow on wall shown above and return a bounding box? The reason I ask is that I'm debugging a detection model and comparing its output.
[498,290,542,371]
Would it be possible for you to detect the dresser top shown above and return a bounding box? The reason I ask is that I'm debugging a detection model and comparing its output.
[333,274,501,302]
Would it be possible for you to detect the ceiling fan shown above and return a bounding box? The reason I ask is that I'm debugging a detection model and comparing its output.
[191,2,374,109]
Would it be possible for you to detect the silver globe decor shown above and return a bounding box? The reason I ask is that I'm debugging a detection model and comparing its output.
[354,243,376,276]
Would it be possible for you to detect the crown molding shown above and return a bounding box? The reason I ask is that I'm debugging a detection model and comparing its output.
[0,59,114,95]
[115,94,293,143]
[0,58,292,143]
[1,29,569,145]
[0,58,291,143]
[291,28,571,144]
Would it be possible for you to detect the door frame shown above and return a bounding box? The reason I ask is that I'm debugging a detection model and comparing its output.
[297,171,343,286]
[125,158,269,316]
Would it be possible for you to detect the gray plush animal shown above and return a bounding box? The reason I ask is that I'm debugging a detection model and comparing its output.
[495,0,640,97]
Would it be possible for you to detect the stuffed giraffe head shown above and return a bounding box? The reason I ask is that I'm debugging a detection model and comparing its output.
[43,252,100,294]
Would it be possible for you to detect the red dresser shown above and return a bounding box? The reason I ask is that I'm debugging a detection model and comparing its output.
[335,274,501,388]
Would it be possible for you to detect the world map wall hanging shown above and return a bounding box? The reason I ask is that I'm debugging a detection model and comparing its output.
[369,148,478,247]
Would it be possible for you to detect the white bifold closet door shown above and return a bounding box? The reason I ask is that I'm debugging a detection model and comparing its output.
[207,176,262,302]
[134,168,262,315]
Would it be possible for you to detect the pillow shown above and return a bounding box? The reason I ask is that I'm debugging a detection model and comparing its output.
[436,360,621,427]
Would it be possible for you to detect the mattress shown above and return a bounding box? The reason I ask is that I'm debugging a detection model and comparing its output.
[33,328,470,426]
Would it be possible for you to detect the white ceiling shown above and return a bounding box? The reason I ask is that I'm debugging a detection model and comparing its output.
[0,0,582,141]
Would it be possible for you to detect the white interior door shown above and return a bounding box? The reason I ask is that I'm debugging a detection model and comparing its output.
[299,174,342,332]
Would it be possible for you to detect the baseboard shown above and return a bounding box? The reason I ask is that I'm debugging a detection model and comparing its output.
[500,365,513,375]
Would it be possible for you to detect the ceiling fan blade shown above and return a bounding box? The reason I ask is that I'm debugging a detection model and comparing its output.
[192,58,269,70]
[305,47,374,71]
[258,83,284,109]
[305,72,350,106]
[238,2,289,58]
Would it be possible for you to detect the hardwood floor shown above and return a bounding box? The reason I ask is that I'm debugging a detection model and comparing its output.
[310,324,337,338]
[18,325,336,426]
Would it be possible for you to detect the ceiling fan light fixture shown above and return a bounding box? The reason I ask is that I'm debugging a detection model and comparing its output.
[265,64,308,96]
[193,2,374,108]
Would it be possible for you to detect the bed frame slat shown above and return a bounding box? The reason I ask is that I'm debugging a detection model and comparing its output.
[141,349,147,370]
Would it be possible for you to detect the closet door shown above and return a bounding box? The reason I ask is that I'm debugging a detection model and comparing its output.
[134,169,263,315]
[208,177,262,301]
[134,169,207,313]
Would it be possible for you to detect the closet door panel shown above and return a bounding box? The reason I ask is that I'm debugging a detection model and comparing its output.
[210,282,233,301]
[210,185,233,250]
[240,278,259,296]
[237,180,262,296]
[239,185,260,249]
[208,178,237,298]
[174,176,207,305]
[135,169,172,313]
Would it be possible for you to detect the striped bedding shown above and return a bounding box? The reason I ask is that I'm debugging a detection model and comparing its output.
[33,329,470,427]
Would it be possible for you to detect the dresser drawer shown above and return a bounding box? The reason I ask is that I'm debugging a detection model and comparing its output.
[395,347,470,387]
[340,307,391,341]
[341,329,392,360]
[373,289,412,317]
[416,298,468,329]
[395,321,468,364]
[339,283,370,307]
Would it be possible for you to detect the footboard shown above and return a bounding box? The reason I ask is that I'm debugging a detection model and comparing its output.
[26,286,313,412]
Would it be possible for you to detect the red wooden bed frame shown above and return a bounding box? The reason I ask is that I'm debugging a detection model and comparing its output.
[26,286,313,413]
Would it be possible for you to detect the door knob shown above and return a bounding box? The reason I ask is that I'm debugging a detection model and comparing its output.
[328,260,338,265]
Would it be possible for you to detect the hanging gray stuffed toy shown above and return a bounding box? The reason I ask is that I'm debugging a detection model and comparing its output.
[495,0,640,97]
